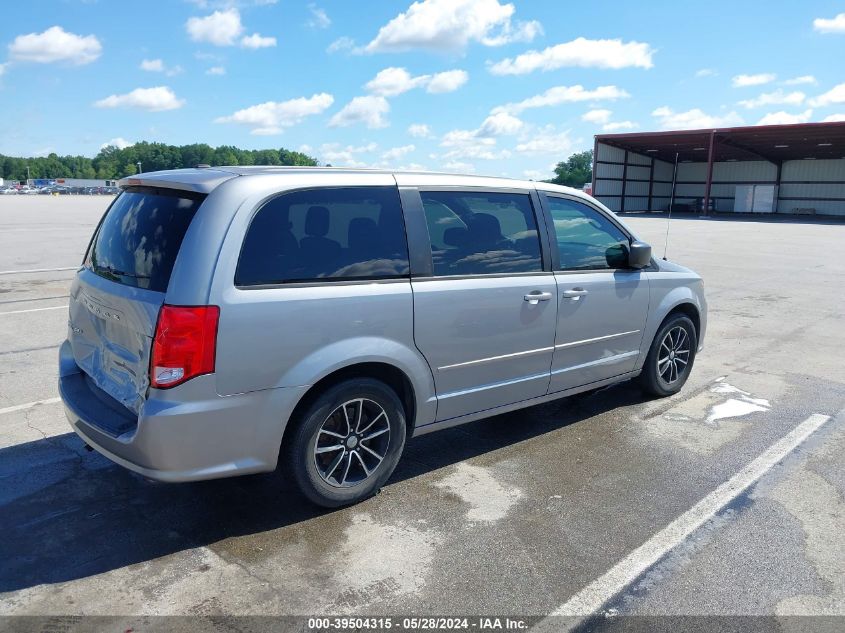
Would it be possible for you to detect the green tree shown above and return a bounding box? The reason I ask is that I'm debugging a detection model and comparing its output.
[548,150,593,188]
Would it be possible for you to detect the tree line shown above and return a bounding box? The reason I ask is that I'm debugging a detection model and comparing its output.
[0,142,318,181]
[547,150,593,188]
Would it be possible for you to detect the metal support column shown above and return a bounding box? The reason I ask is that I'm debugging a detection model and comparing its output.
[702,130,716,216]
[647,157,655,212]
[620,150,628,214]
[591,137,598,196]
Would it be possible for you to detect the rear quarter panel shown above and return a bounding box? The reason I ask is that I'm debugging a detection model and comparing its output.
[200,174,437,427]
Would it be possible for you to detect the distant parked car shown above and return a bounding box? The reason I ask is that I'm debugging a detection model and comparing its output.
[0,187,17,195]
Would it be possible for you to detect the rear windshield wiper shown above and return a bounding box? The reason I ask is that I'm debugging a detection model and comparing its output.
[96,265,150,279]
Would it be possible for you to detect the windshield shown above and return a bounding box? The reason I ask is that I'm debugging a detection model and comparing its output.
[86,187,205,293]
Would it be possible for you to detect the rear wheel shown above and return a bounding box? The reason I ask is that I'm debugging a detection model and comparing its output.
[285,378,406,507]
[639,314,697,397]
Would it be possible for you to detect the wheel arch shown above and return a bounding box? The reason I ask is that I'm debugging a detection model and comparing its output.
[282,361,424,453]
[636,286,705,372]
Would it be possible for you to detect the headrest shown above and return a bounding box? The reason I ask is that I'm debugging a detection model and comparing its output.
[305,206,330,237]
[443,226,469,248]
[348,217,378,251]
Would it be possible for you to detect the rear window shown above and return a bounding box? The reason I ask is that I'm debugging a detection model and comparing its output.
[86,187,204,292]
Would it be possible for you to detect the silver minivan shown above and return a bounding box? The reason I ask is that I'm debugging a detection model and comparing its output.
[60,167,706,507]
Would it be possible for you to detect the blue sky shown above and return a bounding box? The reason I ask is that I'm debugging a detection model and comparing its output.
[1,0,844,179]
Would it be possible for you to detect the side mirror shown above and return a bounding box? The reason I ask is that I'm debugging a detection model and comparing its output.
[628,241,652,269]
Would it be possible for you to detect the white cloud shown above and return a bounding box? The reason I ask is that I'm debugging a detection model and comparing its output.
[240,33,276,48]
[329,95,390,128]
[307,4,331,28]
[365,67,429,96]
[187,0,279,7]
[94,86,185,111]
[582,108,612,124]
[488,37,654,75]
[478,111,524,136]
[783,75,817,86]
[215,93,334,134]
[100,137,132,150]
[327,36,355,54]
[757,109,813,125]
[382,144,416,161]
[364,0,541,53]
[523,169,548,180]
[652,106,743,130]
[186,9,244,46]
[493,85,630,115]
[822,113,845,122]
[813,12,845,33]
[364,67,468,97]
[809,83,845,107]
[439,128,508,160]
[206,65,226,75]
[319,142,378,166]
[0,63,7,76]
[426,69,468,93]
[738,89,805,109]
[408,123,431,138]
[603,121,638,132]
[139,58,184,76]
[732,73,776,88]
[443,161,476,173]
[515,129,574,155]
[398,162,428,171]
[140,58,164,72]
[8,26,101,65]
[695,68,717,77]
[480,19,542,46]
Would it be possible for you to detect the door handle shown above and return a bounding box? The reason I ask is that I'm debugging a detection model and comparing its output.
[524,291,553,305]
[562,288,589,299]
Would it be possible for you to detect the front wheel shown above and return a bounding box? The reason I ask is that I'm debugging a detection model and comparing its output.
[639,314,697,397]
[284,378,407,508]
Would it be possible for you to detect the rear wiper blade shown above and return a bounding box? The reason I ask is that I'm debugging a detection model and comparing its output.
[98,265,150,279]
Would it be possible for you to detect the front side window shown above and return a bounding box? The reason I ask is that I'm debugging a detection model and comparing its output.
[421,191,543,276]
[547,197,630,271]
[236,186,409,285]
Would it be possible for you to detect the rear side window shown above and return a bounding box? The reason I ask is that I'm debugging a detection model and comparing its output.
[86,187,204,292]
[421,191,543,276]
[547,197,630,270]
[236,186,409,286]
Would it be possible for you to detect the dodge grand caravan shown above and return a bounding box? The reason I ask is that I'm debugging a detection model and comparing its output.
[60,167,706,507]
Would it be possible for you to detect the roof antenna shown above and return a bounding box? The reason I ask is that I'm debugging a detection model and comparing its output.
[663,151,679,260]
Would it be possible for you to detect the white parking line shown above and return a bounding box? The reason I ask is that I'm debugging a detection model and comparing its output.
[0,266,77,275]
[0,305,68,316]
[539,412,832,627]
[0,397,62,416]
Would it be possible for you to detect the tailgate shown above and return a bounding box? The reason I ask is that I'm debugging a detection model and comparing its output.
[68,271,162,415]
[68,186,205,414]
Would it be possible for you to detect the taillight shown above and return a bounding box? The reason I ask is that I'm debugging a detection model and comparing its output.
[150,305,220,389]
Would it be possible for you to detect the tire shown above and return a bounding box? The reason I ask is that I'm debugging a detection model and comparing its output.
[638,313,698,397]
[284,378,407,508]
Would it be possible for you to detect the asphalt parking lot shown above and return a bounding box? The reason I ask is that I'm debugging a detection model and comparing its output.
[1,196,843,630]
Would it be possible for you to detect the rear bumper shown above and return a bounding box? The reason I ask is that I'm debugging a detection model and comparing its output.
[59,340,309,482]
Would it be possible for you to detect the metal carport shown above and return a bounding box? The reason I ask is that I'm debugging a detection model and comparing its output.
[593,121,845,216]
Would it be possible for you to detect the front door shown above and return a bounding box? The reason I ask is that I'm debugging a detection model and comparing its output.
[411,189,558,421]
[542,194,650,393]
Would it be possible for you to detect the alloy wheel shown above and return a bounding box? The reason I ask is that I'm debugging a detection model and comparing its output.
[313,398,391,488]
[657,325,691,385]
